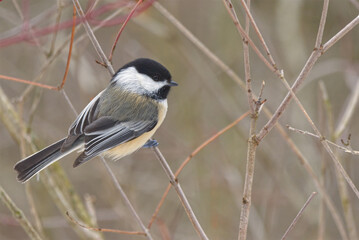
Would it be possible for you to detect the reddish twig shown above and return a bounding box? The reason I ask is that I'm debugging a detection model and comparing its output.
[0,6,76,91]
[148,111,250,228]
[0,74,58,90]
[66,211,146,236]
[0,1,156,48]
[108,0,143,63]
[58,5,76,90]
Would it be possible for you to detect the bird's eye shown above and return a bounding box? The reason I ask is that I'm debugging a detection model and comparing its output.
[153,74,160,81]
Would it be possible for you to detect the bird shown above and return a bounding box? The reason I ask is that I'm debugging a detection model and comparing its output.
[14,58,177,183]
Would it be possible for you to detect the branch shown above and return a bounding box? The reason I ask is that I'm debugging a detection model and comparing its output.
[0,185,43,240]
[257,14,359,141]
[108,0,143,62]
[72,0,114,74]
[152,147,209,240]
[100,156,154,240]
[281,192,317,240]
[286,125,359,155]
[0,6,76,91]
[315,0,329,48]
[66,211,146,236]
[221,0,276,72]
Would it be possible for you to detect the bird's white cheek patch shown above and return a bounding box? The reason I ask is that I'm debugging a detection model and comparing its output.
[137,73,167,92]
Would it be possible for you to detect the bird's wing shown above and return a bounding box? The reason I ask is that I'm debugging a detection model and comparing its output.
[61,91,103,150]
[73,116,157,167]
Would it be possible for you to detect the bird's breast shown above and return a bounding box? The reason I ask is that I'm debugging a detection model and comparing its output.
[103,100,168,160]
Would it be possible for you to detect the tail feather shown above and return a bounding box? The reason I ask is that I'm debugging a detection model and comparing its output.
[14,138,82,183]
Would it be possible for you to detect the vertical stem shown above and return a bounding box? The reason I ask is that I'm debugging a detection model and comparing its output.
[238,118,258,240]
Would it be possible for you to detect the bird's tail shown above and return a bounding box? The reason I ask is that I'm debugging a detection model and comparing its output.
[14,138,82,183]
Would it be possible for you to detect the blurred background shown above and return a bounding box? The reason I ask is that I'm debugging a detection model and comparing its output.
[1,0,359,239]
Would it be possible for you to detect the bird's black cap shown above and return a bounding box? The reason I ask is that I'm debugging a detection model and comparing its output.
[118,58,172,83]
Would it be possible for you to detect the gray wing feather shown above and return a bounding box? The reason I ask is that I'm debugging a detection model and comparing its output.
[62,91,103,150]
[70,91,103,136]
[73,117,157,167]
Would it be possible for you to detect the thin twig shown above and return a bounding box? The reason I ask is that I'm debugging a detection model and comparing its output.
[315,0,329,49]
[322,15,359,53]
[242,0,255,114]
[0,185,43,240]
[148,112,250,228]
[11,0,24,20]
[279,70,359,200]
[286,125,359,155]
[57,5,76,90]
[100,157,154,240]
[257,14,359,141]
[66,211,146,236]
[239,0,276,66]
[222,0,276,73]
[281,192,317,240]
[71,0,115,74]
[0,6,76,91]
[0,74,58,90]
[108,0,143,63]
[152,147,209,240]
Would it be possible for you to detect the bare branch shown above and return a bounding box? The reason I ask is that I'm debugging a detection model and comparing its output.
[221,0,276,72]
[152,147,209,240]
[257,15,359,141]
[287,125,359,155]
[278,70,359,201]
[281,192,317,240]
[66,211,146,236]
[322,15,359,53]
[71,0,115,74]
[0,185,43,240]
[315,0,329,48]
[239,0,276,66]
[108,0,143,62]
[100,157,154,240]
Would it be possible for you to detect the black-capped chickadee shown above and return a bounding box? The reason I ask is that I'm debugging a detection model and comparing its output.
[14,58,177,183]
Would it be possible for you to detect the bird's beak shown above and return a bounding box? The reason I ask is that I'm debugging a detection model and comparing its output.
[168,81,178,87]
